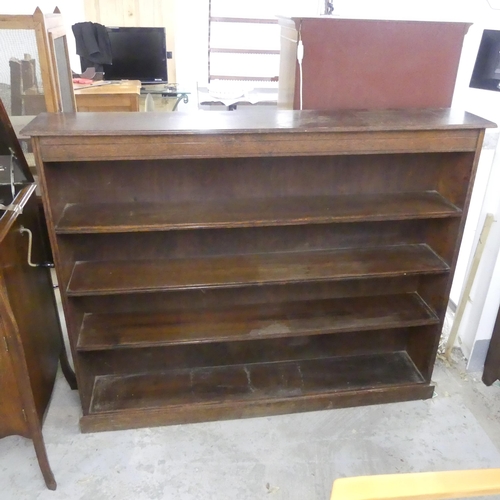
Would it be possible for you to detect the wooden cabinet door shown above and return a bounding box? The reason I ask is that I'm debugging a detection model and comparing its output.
[0,317,29,439]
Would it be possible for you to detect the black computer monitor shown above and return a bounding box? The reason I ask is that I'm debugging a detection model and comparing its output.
[103,27,168,83]
[470,29,500,92]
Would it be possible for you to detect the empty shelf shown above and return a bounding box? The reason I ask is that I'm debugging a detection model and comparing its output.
[67,244,449,296]
[55,192,461,234]
[89,351,426,414]
[77,293,439,350]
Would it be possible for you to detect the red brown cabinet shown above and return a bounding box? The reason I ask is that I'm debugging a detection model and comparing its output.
[278,17,469,111]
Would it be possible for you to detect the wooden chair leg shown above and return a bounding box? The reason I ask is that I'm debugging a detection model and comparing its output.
[59,347,77,390]
[482,307,500,386]
[31,427,57,490]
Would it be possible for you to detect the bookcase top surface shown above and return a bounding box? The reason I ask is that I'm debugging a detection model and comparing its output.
[277,16,471,27]
[22,108,495,138]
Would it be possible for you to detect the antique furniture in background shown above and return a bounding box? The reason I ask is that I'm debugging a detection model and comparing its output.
[278,17,470,110]
[73,80,141,112]
[1,7,76,116]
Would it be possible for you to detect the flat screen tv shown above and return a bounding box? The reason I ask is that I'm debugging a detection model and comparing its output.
[103,27,168,83]
[470,29,500,92]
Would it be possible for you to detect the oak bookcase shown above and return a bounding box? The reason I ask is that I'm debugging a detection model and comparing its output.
[23,108,493,432]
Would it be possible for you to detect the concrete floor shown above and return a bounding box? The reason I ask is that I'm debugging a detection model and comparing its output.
[1,351,500,500]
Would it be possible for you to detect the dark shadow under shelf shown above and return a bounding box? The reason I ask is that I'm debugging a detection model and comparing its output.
[77,293,439,350]
[55,191,461,234]
[67,244,449,296]
[89,351,426,414]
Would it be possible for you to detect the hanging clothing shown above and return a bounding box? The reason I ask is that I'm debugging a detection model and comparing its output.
[72,22,112,72]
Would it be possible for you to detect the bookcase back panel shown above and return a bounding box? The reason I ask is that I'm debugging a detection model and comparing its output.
[43,152,474,213]
[79,328,411,376]
[70,276,421,315]
[56,219,451,261]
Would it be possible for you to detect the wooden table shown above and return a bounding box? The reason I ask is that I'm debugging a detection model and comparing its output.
[74,80,141,112]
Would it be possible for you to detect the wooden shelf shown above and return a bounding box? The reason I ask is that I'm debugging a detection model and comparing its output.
[77,293,439,350]
[26,109,490,431]
[88,351,425,415]
[55,192,461,234]
[67,244,449,296]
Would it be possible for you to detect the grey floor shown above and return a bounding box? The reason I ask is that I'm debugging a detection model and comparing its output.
[1,351,500,500]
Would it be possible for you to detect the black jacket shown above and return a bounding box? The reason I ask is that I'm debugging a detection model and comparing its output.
[72,22,112,72]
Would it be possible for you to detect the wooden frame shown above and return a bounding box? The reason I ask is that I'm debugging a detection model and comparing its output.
[208,0,280,83]
[42,9,76,112]
[0,7,76,114]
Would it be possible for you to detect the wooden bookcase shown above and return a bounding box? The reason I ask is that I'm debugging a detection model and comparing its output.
[23,108,493,433]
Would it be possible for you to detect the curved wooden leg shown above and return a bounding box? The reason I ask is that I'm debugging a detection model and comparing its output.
[482,371,497,386]
[482,308,500,386]
[59,347,77,390]
[31,427,57,490]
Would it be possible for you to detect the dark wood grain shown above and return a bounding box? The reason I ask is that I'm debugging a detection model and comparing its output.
[37,131,483,164]
[77,293,439,350]
[43,153,474,228]
[81,382,435,432]
[78,329,410,377]
[24,110,493,165]
[90,351,425,413]
[0,182,61,488]
[67,244,449,296]
[27,108,489,431]
[55,192,461,234]
[21,108,495,137]
[0,315,29,438]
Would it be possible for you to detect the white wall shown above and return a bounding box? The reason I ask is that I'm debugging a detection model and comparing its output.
[446,9,500,367]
